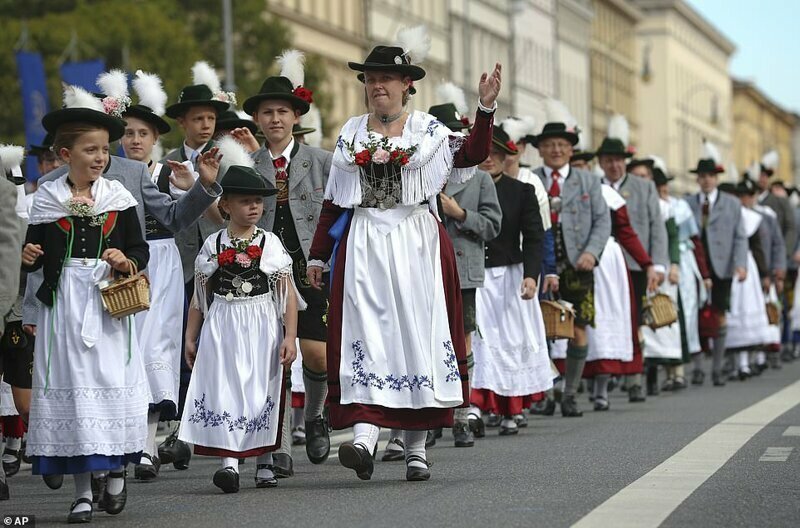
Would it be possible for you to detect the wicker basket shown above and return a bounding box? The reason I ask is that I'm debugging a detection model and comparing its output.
[99,259,150,318]
[766,302,780,325]
[540,300,575,340]
[642,292,677,330]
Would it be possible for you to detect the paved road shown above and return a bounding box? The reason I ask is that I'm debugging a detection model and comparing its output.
[3,359,799,527]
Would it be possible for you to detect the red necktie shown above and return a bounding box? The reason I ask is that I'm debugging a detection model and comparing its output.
[701,195,710,229]
[273,156,288,204]
[549,170,561,224]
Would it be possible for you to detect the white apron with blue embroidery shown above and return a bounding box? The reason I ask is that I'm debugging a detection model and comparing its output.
[180,229,305,453]
[326,112,475,410]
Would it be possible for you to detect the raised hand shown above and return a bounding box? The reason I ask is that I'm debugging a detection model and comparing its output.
[478,63,502,109]
[166,160,196,191]
[231,127,261,153]
[197,147,223,188]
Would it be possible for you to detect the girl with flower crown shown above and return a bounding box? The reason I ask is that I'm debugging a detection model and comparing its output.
[178,139,305,493]
[306,25,501,482]
[21,86,150,523]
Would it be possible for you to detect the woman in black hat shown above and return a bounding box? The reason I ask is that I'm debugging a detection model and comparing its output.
[306,25,501,482]
[21,84,150,523]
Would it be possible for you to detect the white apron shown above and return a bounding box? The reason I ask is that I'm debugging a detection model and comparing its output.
[587,238,633,362]
[641,282,682,360]
[135,238,183,411]
[472,264,554,397]
[338,206,462,409]
[726,252,769,349]
[290,339,305,397]
[0,382,18,416]
[26,260,150,458]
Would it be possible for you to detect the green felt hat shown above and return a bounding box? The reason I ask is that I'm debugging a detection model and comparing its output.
[124,104,171,134]
[427,103,470,131]
[570,150,595,163]
[215,110,257,135]
[531,122,579,148]
[627,158,654,171]
[165,84,230,119]
[221,165,277,196]
[492,124,518,155]
[595,137,634,158]
[242,76,311,116]
[292,123,316,136]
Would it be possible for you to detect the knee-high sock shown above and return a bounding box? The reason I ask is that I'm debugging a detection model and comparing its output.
[292,407,304,429]
[144,410,159,459]
[403,430,428,469]
[220,457,239,473]
[692,351,704,370]
[674,364,685,378]
[352,423,380,454]
[738,351,750,372]
[564,345,588,397]
[276,386,292,456]
[712,325,728,374]
[302,364,328,421]
[72,472,93,512]
[594,374,610,401]
[629,372,643,388]
[453,364,474,424]
[255,453,274,478]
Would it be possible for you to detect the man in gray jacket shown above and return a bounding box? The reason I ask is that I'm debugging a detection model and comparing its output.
[533,122,611,418]
[687,158,748,386]
[597,137,666,402]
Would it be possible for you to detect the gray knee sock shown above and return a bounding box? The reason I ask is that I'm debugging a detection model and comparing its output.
[302,364,328,422]
[629,372,643,388]
[594,374,610,401]
[564,345,588,397]
[712,325,728,375]
[692,352,703,371]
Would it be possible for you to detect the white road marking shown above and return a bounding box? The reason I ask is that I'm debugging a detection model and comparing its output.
[572,379,800,528]
[759,447,793,462]
[782,426,800,436]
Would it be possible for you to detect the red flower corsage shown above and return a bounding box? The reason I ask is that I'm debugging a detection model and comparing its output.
[354,149,372,166]
[293,86,314,104]
[390,149,411,166]
[245,245,262,259]
[218,248,237,266]
[506,140,518,153]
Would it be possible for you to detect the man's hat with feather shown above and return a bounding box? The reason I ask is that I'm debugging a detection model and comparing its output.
[690,140,724,174]
[531,99,579,148]
[0,145,26,185]
[243,50,313,116]
[42,83,127,141]
[596,114,634,158]
[427,82,471,130]
[351,25,430,94]
[166,62,233,118]
[123,70,171,134]
[217,136,276,197]
[216,109,258,136]
[760,150,779,177]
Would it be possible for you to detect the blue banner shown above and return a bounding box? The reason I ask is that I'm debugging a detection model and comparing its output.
[15,51,50,182]
[59,59,105,93]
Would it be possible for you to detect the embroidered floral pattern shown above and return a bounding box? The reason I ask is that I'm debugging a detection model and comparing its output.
[188,393,274,433]
[350,340,459,392]
[426,119,443,137]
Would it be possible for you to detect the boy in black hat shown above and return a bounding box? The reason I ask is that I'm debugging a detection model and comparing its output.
[233,50,332,475]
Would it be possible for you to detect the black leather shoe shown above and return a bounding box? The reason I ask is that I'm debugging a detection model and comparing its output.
[212,467,240,493]
[673,376,687,390]
[661,378,675,392]
[628,385,646,403]
[304,416,330,464]
[691,369,705,385]
[594,398,610,411]
[102,471,127,515]
[254,464,278,488]
[2,448,21,477]
[43,473,64,490]
[405,455,431,481]
[499,419,519,436]
[561,395,583,417]
[134,453,160,481]
[67,497,93,524]
[338,442,374,480]
[468,416,485,438]
[712,372,726,386]
[486,413,502,427]
[381,438,405,461]
[425,430,436,448]
[271,453,294,478]
[452,423,474,447]
[738,370,750,381]
[513,414,528,428]
[0,479,9,501]
[158,429,192,470]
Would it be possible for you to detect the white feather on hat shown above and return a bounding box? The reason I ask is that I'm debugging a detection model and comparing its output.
[728,161,739,182]
[216,135,255,175]
[576,130,588,151]
[63,84,105,112]
[747,160,761,179]
[761,149,779,170]
[701,139,721,165]
[235,110,253,122]
[133,70,168,116]
[192,61,222,93]
[544,98,577,130]
[607,114,629,146]
[277,49,306,89]
[647,155,667,174]
[501,117,536,144]
[0,144,25,174]
[396,25,431,64]
[97,69,129,100]
[301,106,323,148]
[436,82,468,115]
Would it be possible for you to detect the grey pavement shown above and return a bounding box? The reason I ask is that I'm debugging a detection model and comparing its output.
[2,359,799,528]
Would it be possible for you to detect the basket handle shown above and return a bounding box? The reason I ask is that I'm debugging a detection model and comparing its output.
[107,258,139,280]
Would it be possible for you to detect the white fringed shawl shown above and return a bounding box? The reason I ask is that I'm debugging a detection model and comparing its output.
[325,111,476,208]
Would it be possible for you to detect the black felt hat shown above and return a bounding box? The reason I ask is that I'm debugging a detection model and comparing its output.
[221,165,277,196]
[690,158,724,174]
[653,168,673,187]
[427,103,470,131]
[349,46,426,81]
[292,123,316,136]
[124,104,171,134]
[595,137,634,158]
[242,77,311,116]
[627,158,654,171]
[492,125,518,155]
[28,133,54,156]
[531,122,579,148]
[42,108,126,142]
[165,84,230,119]
[736,177,758,196]
[570,150,595,163]
[215,110,257,135]
[718,182,736,195]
